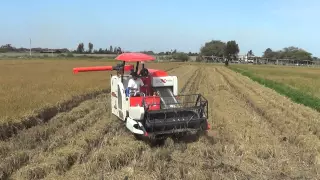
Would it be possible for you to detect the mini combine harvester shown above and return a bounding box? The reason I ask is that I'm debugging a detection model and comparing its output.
[73,53,210,139]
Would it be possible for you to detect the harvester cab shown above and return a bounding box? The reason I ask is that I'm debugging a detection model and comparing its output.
[73,53,210,139]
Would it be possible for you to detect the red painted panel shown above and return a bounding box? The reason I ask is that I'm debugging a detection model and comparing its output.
[147,69,168,77]
[144,96,161,111]
[130,97,143,107]
[129,96,160,111]
[73,65,134,74]
[116,53,155,62]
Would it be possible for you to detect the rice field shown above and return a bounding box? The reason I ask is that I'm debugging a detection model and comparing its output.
[0,59,181,122]
[230,64,320,98]
[1,60,320,179]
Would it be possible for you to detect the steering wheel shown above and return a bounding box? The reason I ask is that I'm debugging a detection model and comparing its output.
[139,68,149,77]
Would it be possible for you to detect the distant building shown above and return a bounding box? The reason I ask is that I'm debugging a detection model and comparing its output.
[237,54,247,62]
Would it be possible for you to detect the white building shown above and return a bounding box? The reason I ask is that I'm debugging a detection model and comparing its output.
[237,54,248,62]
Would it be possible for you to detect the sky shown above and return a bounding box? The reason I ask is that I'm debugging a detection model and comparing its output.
[1,0,319,57]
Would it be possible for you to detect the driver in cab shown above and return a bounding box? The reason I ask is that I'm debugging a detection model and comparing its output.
[128,72,144,97]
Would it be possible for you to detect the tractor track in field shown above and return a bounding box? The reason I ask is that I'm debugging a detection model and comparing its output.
[218,67,320,144]
[208,66,296,178]
[218,67,320,139]
[208,66,320,179]
[1,94,111,179]
[179,67,200,94]
[2,64,320,179]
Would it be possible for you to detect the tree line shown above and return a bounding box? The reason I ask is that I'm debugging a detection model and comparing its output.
[74,42,199,57]
[1,41,318,61]
[74,42,122,54]
[198,39,318,61]
[74,42,197,62]
[0,44,70,53]
[263,47,316,60]
[140,49,199,56]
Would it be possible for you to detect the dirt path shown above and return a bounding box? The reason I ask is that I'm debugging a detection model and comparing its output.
[1,65,320,180]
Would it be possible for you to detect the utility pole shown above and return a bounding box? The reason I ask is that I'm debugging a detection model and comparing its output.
[29,38,32,56]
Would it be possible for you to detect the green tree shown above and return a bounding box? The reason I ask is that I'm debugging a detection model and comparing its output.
[172,52,189,62]
[116,47,122,54]
[88,42,93,53]
[263,48,274,59]
[77,43,84,53]
[172,49,177,54]
[109,45,113,53]
[200,40,226,57]
[247,50,254,56]
[263,46,312,60]
[225,40,240,59]
[282,46,312,60]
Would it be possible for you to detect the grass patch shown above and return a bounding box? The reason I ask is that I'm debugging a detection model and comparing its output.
[228,65,320,112]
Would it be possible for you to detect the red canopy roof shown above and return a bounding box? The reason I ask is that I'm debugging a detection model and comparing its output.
[115,52,155,62]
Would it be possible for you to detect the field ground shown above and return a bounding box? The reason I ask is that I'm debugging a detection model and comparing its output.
[229,64,320,112]
[1,61,320,179]
[0,59,181,122]
[230,64,320,99]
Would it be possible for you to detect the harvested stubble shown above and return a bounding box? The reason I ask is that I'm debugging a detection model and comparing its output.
[1,94,109,179]
[1,63,320,179]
